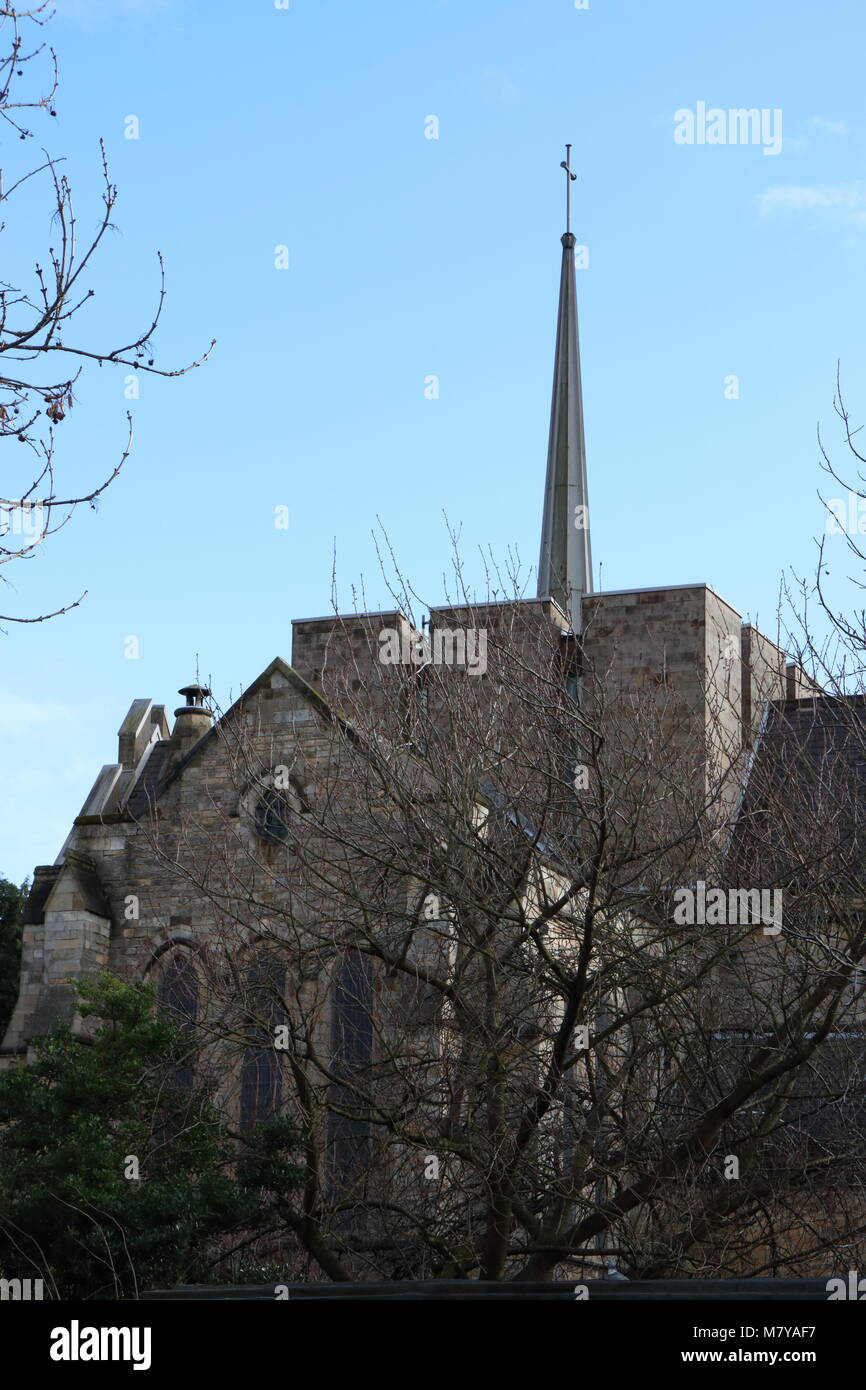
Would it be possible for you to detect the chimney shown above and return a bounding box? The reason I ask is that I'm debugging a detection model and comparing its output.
[168,683,213,770]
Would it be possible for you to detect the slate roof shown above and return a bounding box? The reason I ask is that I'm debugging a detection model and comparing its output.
[22,865,62,925]
[64,851,114,920]
[730,693,866,894]
[125,740,173,818]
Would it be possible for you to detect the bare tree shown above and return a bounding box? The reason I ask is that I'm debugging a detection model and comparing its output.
[781,368,866,687]
[125,574,866,1283]
[0,2,212,625]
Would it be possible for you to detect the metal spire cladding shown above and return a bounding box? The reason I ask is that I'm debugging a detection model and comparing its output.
[537,145,592,632]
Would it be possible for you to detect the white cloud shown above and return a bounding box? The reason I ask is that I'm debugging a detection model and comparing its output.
[807,116,849,136]
[0,690,79,734]
[757,182,866,229]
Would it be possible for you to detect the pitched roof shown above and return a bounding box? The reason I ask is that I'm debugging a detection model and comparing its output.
[730,693,866,891]
[123,657,362,818]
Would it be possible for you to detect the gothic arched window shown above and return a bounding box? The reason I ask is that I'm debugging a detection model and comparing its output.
[327,949,374,1201]
[254,787,294,844]
[245,769,308,850]
[240,952,286,1133]
[156,949,199,1090]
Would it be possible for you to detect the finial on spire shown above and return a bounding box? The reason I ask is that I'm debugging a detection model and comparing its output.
[560,143,577,234]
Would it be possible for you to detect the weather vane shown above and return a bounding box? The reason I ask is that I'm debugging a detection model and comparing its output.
[560,143,577,234]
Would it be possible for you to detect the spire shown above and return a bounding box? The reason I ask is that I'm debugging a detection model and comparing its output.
[537,145,592,632]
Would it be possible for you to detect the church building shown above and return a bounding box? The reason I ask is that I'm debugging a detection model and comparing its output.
[0,167,813,1096]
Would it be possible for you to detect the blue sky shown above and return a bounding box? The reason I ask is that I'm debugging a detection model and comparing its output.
[2,0,866,883]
